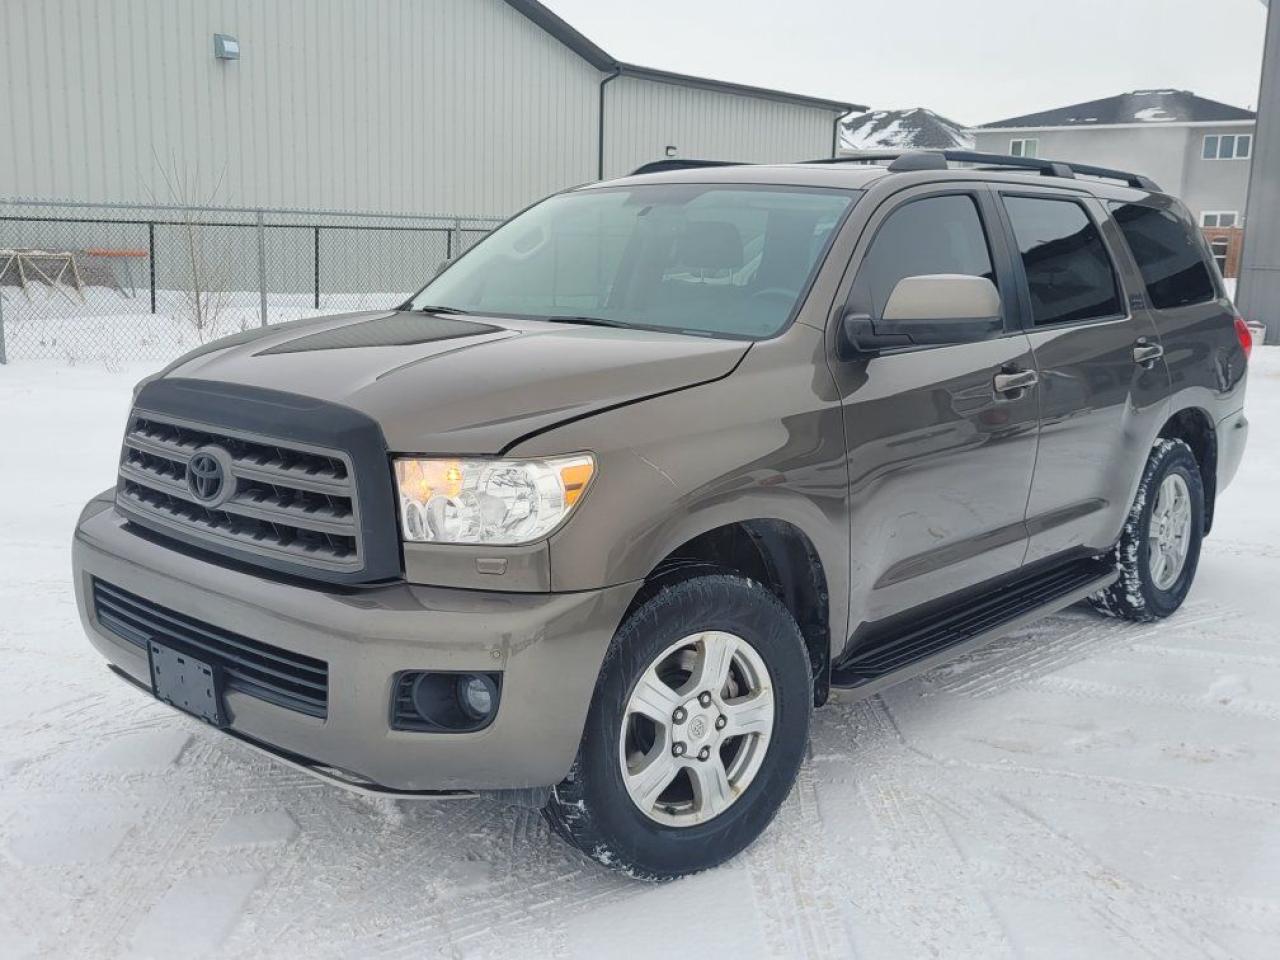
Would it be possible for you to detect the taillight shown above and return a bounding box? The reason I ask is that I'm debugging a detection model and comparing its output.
[1234,313,1253,361]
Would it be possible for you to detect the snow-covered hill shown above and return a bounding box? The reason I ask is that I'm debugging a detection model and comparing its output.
[840,107,974,151]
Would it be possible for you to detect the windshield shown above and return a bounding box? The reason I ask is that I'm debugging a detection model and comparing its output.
[409,184,859,339]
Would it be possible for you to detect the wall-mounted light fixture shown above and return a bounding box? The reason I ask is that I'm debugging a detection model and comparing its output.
[214,34,240,60]
[665,145,678,157]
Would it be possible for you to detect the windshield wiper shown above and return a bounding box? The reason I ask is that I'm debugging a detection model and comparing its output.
[537,315,631,329]
[411,304,473,315]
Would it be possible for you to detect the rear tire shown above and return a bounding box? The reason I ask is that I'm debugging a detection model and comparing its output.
[1090,439,1204,622]
[543,575,812,881]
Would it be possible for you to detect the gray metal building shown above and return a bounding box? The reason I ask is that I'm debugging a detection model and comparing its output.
[0,0,858,218]
[1239,0,1280,340]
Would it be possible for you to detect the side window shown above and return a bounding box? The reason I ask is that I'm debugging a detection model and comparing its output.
[1108,202,1217,309]
[1003,196,1123,326]
[857,194,997,320]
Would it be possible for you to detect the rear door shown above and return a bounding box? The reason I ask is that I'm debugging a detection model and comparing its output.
[1105,197,1249,527]
[994,188,1170,564]
[830,184,1040,625]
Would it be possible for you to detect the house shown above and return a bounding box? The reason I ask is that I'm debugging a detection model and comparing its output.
[839,108,974,152]
[970,90,1256,277]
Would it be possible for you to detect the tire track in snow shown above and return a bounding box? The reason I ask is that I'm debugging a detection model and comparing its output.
[1025,674,1280,721]
[821,698,1014,958]
[925,600,1243,700]
[743,757,855,959]
[931,786,1239,960]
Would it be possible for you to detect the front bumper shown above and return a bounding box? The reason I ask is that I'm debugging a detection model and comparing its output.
[73,494,637,791]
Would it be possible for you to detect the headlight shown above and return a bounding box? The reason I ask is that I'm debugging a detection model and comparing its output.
[392,455,595,545]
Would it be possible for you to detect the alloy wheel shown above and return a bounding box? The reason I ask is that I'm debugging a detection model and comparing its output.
[1149,472,1193,590]
[618,631,774,827]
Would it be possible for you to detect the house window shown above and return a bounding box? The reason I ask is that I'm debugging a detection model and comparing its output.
[1210,237,1230,275]
[1010,138,1039,158]
[1203,134,1252,160]
[1201,211,1239,228]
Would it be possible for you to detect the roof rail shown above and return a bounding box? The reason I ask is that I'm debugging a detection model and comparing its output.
[629,158,748,176]
[815,149,1161,191]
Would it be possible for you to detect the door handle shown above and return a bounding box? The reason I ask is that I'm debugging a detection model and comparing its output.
[993,369,1039,396]
[1133,339,1165,366]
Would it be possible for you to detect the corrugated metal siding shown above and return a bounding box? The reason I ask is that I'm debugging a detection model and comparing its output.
[1,0,599,215]
[1239,0,1280,339]
[602,75,837,178]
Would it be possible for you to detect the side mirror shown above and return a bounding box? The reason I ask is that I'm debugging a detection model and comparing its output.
[842,274,1003,352]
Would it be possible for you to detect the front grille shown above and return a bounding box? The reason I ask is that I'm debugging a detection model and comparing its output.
[117,412,362,573]
[92,578,329,718]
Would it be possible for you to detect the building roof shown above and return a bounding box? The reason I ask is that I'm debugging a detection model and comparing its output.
[840,108,974,150]
[502,0,860,113]
[976,89,1256,129]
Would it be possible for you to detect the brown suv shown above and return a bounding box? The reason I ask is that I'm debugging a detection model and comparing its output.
[73,150,1250,880]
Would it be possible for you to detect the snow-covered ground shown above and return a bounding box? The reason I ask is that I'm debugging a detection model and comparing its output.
[1,353,1279,959]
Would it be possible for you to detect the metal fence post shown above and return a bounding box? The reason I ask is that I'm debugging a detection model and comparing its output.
[148,221,157,314]
[0,200,503,362]
[256,210,268,327]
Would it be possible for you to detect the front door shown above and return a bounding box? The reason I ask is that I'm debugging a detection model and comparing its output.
[830,185,1041,627]
[992,189,1170,563]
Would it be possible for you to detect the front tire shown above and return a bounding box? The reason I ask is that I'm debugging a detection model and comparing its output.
[543,575,812,881]
[1091,438,1204,622]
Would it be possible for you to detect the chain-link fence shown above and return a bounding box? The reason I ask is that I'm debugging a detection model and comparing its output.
[0,199,503,364]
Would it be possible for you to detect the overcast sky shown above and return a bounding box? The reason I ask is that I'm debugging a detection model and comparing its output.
[541,0,1269,124]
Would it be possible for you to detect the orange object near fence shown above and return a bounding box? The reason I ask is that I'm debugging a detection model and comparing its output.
[84,248,148,258]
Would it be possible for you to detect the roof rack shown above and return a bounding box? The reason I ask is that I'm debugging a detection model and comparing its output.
[813,149,1161,191]
[627,150,1161,192]
[629,158,747,176]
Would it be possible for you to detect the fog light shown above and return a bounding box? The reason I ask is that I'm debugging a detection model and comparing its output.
[396,671,502,732]
[457,674,497,721]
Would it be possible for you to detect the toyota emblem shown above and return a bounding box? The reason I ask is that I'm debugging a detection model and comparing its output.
[186,448,233,505]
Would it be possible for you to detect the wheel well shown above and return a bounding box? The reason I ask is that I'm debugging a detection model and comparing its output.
[1159,408,1217,533]
[629,521,833,705]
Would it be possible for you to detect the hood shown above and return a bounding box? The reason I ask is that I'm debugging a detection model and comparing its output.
[162,310,750,453]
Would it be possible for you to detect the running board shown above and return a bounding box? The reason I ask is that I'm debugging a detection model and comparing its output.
[829,557,1116,699]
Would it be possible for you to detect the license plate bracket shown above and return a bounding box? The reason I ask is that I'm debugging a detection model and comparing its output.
[148,641,227,727]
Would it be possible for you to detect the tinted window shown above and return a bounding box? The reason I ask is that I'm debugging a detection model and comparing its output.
[1108,202,1217,310]
[858,195,996,319]
[1003,197,1122,326]
[411,185,856,339]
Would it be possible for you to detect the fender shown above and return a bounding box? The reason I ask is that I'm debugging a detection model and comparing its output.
[516,324,853,658]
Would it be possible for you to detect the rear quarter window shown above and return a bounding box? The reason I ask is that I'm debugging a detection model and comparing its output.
[1107,202,1217,310]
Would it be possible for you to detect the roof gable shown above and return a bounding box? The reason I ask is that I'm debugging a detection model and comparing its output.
[501,0,858,112]
[977,90,1255,129]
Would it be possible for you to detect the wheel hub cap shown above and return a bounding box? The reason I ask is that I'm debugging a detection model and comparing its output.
[619,631,775,827]
[1148,472,1192,591]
